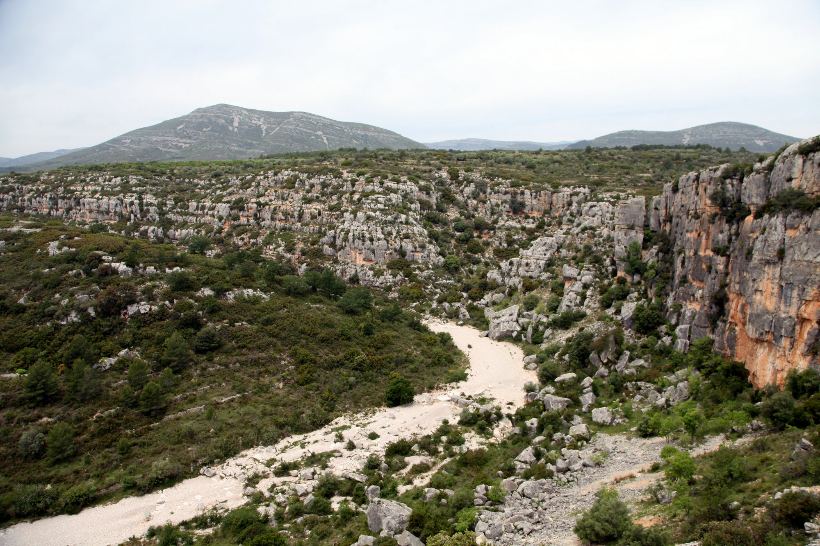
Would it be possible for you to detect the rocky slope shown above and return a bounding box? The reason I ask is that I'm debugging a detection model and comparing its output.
[27,105,421,168]
[650,140,820,386]
[570,121,799,152]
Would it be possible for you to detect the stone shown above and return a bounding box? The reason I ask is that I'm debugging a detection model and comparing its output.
[591,407,614,425]
[580,376,594,389]
[516,446,537,465]
[366,498,412,535]
[366,484,381,501]
[353,536,375,546]
[579,392,596,412]
[568,423,590,439]
[542,394,571,412]
[555,372,577,383]
[396,530,424,546]
[485,304,521,340]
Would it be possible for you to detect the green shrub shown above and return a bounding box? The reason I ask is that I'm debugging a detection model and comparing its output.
[11,484,58,517]
[46,422,76,463]
[574,488,632,543]
[700,520,760,546]
[338,287,373,314]
[194,326,221,353]
[768,490,820,529]
[221,506,262,537]
[385,375,415,407]
[25,361,59,404]
[427,531,477,546]
[58,482,96,514]
[632,302,664,335]
[17,429,46,459]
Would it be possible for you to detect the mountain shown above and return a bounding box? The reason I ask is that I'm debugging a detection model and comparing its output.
[0,148,82,169]
[568,122,799,152]
[425,138,573,151]
[28,104,422,168]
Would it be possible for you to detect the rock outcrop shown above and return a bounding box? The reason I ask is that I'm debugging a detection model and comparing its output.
[651,139,820,386]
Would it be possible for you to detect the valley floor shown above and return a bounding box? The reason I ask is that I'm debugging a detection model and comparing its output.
[0,321,534,546]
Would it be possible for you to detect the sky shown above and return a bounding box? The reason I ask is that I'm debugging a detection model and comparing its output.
[0,0,819,157]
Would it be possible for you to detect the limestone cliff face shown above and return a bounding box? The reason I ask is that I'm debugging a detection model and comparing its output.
[651,141,819,387]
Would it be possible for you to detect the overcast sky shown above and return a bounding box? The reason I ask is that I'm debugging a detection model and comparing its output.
[1,0,818,157]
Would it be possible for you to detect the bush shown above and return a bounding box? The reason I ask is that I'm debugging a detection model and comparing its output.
[632,303,664,335]
[661,448,695,483]
[18,429,46,459]
[167,271,196,292]
[700,520,760,546]
[427,531,478,546]
[194,326,221,353]
[59,482,96,514]
[221,506,262,537]
[768,490,820,529]
[139,381,167,416]
[46,423,76,463]
[282,275,310,296]
[522,294,539,311]
[25,360,59,404]
[338,287,373,314]
[161,332,192,372]
[11,484,58,517]
[385,375,415,407]
[574,488,632,544]
[760,391,796,430]
[187,235,211,254]
[538,360,562,384]
[548,310,587,329]
[618,525,671,546]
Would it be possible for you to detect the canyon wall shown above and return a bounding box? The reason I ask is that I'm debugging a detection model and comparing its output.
[651,141,819,387]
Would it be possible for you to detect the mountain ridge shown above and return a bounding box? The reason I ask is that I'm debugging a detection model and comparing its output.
[25,104,422,169]
[425,138,573,151]
[568,121,799,152]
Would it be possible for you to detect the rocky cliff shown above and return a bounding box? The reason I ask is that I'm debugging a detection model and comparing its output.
[651,139,820,387]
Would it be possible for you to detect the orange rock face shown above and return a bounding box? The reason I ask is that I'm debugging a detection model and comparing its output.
[651,140,819,388]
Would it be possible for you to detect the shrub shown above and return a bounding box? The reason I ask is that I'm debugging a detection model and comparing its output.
[618,525,671,546]
[662,449,695,483]
[46,422,76,463]
[760,391,796,430]
[632,302,664,335]
[282,275,310,296]
[538,360,562,384]
[127,359,149,390]
[221,506,262,537]
[59,482,96,514]
[194,326,221,353]
[167,271,196,292]
[427,531,478,546]
[187,235,211,254]
[522,294,539,311]
[548,310,587,329]
[385,375,415,407]
[25,360,59,404]
[18,429,46,459]
[700,520,760,546]
[338,287,373,314]
[768,490,820,529]
[139,381,167,416]
[11,484,58,517]
[161,332,192,372]
[574,488,632,543]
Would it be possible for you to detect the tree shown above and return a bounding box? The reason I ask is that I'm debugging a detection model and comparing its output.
[282,275,310,296]
[139,381,166,416]
[632,302,664,335]
[385,375,415,407]
[18,429,46,459]
[187,235,211,254]
[46,423,76,463]
[66,360,101,402]
[167,271,196,292]
[161,332,192,372]
[25,361,59,404]
[96,283,137,317]
[574,488,632,544]
[127,359,150,391]
[194,326,221,353]
[761,391,796,430]
[338,287,373,314]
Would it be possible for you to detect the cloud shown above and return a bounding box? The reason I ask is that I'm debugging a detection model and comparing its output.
[0,0,818,156]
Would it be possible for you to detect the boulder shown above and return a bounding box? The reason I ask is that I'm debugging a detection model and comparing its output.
[568,423,590,440]
[579,392,596,412]
[542,394,571,412]
[555,372,577,384]
[396,531,424,546]
[485,304,521,340]
[591,407,614,425]
[366,498,412,535]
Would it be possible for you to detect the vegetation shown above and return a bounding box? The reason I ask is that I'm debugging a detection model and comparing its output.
[0,219,464,521]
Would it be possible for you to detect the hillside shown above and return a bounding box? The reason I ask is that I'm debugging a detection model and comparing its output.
[425,138,572,151]
[27,104,422,168]
[569,121,799,152]
[0,148,81,169]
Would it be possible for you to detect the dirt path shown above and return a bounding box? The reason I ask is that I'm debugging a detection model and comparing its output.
[0,321,535,546]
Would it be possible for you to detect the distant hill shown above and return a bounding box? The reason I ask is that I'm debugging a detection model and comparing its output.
[27,104,422,169]
[568,122,798,152]
[425,138,573,151]
[0,149,82,169]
